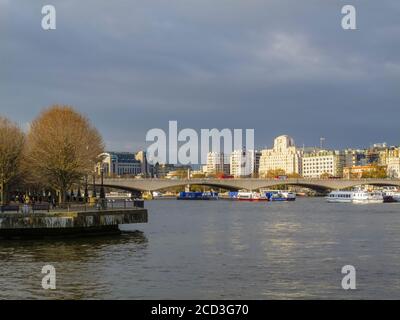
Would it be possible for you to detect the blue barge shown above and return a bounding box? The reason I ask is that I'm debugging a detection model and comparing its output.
[177,192,219,200]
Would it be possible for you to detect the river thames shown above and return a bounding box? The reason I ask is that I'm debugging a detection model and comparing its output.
[1,198,400,299]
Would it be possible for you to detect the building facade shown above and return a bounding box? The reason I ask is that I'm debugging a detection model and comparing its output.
[258,135,302,177]
[386,148,400,178]
[302,150,345,178]
[100,152,142,176]
[343,164,387,179]
[152,163,175,178]
[230,149,261,178]
[366,143,390,166]
[135,150,150,177]
[152,163,191,178]
[344,149,367,167]
[206,152,230,175]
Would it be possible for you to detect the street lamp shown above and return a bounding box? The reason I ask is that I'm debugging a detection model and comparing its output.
[99,166,107,210]
[0,173,4,206]
[92,173,97,198]
[84,175,89,203]
[100,166,105,200]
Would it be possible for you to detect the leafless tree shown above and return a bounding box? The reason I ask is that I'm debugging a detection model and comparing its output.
[0,117,25,205]
[25,106,104,203]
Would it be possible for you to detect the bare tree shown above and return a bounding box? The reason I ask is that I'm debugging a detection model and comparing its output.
[25,106,104,203]
[0,117,25,205]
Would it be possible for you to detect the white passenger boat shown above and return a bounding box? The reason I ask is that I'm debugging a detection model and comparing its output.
[281,191,296,201]
[352,191,384,204]
[237,191,268,202]
[326,190,384,204]
[326,191,353,203]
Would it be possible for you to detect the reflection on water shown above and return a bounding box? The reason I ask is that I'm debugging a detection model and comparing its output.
[0,231,148,261]
[0,231,147,299]
[2,199,400,299]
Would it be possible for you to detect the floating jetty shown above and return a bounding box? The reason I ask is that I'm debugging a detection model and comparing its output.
[0,208,148,239]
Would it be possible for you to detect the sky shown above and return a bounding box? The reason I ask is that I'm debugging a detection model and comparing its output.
[1,0,399,152]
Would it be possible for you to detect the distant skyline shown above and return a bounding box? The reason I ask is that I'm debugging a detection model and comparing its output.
[1,1,399,151]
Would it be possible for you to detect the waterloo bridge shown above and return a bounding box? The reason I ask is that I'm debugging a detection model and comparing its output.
[102,178,400,194]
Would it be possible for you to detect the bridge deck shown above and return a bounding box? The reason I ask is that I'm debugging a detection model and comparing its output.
[102,178,400,192]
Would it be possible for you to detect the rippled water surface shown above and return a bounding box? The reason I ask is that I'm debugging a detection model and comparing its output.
[1,198,400,299]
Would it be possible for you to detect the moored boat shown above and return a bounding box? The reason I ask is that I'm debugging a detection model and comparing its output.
[326,190,384,204]
[237,191,268,202]
[281,191,296,201]
[326,191,353,203]
[383,195,397,203]
[382,188,400,203]
[263,190,297,202]
[352,191,383,204]
[177,191,219,200]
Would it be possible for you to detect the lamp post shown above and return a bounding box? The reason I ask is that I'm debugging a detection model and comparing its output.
[100,167,105,200]
[70,189,74,202]
[77,185,82,202]
[99,166,106,210]
[0,172,6,205]
[92,173,97,198]
[84,175,89,203]
[0,173,4,206]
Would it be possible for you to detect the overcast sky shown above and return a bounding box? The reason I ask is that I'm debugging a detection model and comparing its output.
[1,0,399,152]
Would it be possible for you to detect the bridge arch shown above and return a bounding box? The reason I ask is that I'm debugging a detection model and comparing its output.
[150,182,241,192]
[104,182,240,192]
[102,184,146,193]
[255,182,333,192]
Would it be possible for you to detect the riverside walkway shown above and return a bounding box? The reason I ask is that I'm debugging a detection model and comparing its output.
[0,203,148,239]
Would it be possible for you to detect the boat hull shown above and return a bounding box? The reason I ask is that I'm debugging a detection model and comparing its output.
[264,191,296,202]
[237,198,269,202]
[326,198,352,203]
[269,197,296,202]
[352,199,384,204]
[383,196,396,203]
[177,197,217,200]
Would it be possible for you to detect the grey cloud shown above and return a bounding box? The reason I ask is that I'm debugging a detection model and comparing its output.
[0,0,399,151]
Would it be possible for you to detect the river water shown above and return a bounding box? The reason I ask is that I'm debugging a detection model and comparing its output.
[1,198,400,299]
